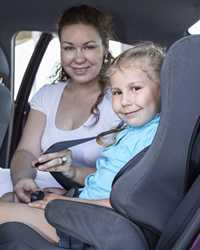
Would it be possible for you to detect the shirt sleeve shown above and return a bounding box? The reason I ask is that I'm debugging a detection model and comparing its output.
[30,84,50,114]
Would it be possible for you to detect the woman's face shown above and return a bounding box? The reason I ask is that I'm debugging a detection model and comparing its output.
[60,23,105,84]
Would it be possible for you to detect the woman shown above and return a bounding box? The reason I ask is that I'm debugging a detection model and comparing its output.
[0,5,120,202]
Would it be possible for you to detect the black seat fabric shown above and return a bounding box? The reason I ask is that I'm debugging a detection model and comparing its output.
[0,222,64,250]
[0,35,200,250]
[46,200,150,250]
[0,47,11,150]
[0,83,11,149]
[156,175,200,250]
[0,46,9,83]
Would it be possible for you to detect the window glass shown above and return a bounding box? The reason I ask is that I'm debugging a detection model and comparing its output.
[29,36,60,100]
[188,19,200,34]
[14,32,132,100]
[14,31,40,99]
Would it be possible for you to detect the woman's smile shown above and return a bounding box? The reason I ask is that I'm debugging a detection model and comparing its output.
[72,66,90,75]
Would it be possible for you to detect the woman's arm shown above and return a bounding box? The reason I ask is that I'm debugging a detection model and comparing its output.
[11,109,46,202]
[11,109,46,184]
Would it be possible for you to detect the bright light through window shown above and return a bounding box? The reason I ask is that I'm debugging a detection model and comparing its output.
[188,19,200,34]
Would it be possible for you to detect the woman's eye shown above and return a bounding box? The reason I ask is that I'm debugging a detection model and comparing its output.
[112,90,122,95]
[63,46,75,51]
[83,45,97,50]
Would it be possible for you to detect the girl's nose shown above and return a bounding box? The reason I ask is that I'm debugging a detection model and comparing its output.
[121,93,132,106]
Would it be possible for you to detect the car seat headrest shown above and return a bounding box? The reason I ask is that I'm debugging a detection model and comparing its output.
[0,46,9,82]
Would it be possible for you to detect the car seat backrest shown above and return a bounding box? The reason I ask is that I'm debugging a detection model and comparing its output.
[0,47,11,150]
[184,117,200,192]
[0,84,11,149]
[111,35,200,236]
[155,174,200,250]
[0,46,9,83]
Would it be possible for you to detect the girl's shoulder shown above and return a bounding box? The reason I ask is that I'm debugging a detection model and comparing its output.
[117,115,160,144]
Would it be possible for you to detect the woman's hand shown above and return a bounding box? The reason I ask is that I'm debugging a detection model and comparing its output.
[33,149,75,178]
[33,149,95,185]
[28,192,66,210]
[14,178,38,203]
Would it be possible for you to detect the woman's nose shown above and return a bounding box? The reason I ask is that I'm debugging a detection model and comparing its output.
[74,48,86,63]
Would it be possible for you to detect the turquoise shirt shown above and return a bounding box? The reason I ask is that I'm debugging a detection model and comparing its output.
[79,115,160,199]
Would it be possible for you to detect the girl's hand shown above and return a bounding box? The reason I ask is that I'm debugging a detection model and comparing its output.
[32,149,74,177]
[28,192,65,210]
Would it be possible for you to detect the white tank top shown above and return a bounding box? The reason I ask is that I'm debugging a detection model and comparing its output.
[30,81,120,168]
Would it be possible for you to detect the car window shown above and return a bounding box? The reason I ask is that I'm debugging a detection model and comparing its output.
[188,19,200,34]
[14,32,40,99]
[14,31,132,101]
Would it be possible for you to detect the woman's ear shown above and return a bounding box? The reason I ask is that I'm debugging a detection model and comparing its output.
[104,51,108,59]
[103,49,112,64]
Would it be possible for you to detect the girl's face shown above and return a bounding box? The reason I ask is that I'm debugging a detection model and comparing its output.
[60,23,105,84]
[110,63,160,126]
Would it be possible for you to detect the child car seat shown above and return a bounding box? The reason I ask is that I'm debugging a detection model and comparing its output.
[0,34,200,250]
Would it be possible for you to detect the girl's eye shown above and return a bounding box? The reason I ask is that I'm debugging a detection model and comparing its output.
[131,86,141,91]
[135,86,142,91]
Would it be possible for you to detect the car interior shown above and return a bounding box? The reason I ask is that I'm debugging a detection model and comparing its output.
[0,0,200,249]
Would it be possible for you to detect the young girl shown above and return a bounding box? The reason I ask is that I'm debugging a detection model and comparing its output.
[0,41,165,244]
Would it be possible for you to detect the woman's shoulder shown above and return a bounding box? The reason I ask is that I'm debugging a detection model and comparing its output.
[30,81,67,112]
[40,81,66,93]
[34,81,67,99]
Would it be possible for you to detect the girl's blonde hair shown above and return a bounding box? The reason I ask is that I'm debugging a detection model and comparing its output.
[107,41,165,83]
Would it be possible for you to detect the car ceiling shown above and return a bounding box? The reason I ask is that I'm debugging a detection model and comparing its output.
[0,0,200,68]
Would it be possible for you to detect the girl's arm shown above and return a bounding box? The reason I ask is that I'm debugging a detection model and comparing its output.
[28,193,112,209]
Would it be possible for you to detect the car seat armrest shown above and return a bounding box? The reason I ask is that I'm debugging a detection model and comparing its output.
[45,199,149,250]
